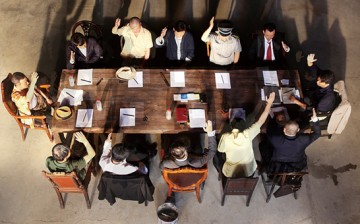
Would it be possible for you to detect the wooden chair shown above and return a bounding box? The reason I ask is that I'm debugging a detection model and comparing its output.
[162,166,208,203]
[220,174,258,206]
[42,162,93,209]
[1,73,52,142]
[71,20,102,39]
[261,171,308,203]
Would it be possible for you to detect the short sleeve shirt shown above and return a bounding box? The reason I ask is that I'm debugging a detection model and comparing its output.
[209,34,242,65]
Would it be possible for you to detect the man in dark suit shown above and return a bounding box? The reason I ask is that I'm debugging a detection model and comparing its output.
[248,23,290,67]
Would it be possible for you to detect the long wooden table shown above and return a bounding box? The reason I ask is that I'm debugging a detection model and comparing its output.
[51,69,302,142]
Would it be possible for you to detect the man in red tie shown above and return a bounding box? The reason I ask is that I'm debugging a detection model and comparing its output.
[249,23,290,67]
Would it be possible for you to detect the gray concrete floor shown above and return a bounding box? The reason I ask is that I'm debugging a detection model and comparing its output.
[0,1,359,223]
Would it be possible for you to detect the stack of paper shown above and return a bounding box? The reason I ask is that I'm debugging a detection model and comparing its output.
[76,109,93,128]
[119,108,136,127]
[57,88,84,106]
[263,71,279,86]
[77,69,93,85]
[215,73,231,89]
[128,71,143,88]
[188,109,206,128]
[170,71,185,87]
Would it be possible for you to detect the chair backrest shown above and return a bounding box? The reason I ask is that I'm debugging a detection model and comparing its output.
[222,176,258,196]
[42,171,85,192]
[71,20,102,40]
[162,166,208,190]
[1,73,18,116]
[270,172,308,187]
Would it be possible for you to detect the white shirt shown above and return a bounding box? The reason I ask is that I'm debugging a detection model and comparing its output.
[175,36,182,60]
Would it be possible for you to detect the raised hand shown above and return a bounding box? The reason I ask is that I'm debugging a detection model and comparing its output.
[307,53,317,66]
[266,92,275,105]
[30,72,39,84]
[281,41,290,52]
[203,120,213,133]
[74,132,88,144]
[115,18,121,28]
[160,27,167,37]
[209,16,214,28]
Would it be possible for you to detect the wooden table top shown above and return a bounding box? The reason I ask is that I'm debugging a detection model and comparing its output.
[51,68,302,135]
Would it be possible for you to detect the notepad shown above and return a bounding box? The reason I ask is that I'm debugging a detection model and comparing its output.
[170,71,185,87]
[57,88,84,106]
[189,109,206,128]
[128,71,143,88]
[215,73,231,89]
[119,108,136,127]
[77,69,93,86]
[76,109,93,128]
[281,87,300,104]
[263,70,279,86]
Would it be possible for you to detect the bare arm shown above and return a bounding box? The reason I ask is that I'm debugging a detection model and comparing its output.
[25,72,38,102]
[74,132,95,163]
[144,48,150,60]
[233,52,240,64]
[289,95,307,110]
[257,92,275,126]
[201,17,214,43]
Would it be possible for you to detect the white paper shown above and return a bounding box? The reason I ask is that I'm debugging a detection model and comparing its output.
[170,71,185,87]
[215,73,231,89]
[281,87,296,104]
[173,94,181,101]
[57,88,84,106]
[128,71,143,88]
[281,79,289,85]
[76,109,93,128]
[77,69,93,86]
[188,109,206,128]
[261,88,265,101]
[263,71,279,86]
[119,108,136,127]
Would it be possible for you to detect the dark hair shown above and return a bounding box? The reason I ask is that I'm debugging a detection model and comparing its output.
[318,70,335,84]
[174,20,187,32]
[71,32,85,46]
[129,17,141,23]
[111,143,133,163]
[230,118,246,132]
[11,72,27,85]
[263,23,276,32]
[52,144,70,161]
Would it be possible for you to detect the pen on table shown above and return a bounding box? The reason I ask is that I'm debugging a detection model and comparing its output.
[66,92,74,98]
[96,78,103,86]
[160,72,170,87]
[82,111,87,122]
[283,89,293,94]
[80,79,91,83]
[133,78,139,84]
[122,113,134,117]
[221,74,224,83]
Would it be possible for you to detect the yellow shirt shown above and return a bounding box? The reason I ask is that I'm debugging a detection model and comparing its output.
[218,122,260,177]
[112,25,153,58]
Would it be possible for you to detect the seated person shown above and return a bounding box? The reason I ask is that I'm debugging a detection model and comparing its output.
[11,72,53,128]
[112,17,153,64]
[248,22,290,67]
[217,93,275,178]
[66,32,103,69]
[266,109,321,173]
[160,120,216,169]
[99,133,148,175]
[290,54,336,115]
[201,17,241,66]
[46,132,95,181]
[155,20,195,63]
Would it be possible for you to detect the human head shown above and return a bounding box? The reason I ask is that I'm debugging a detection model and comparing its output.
[173,20,187,38]
[217,20,233,37]
[71,32,86,46]
[169,137,190,161]
[262,22,276,41]
[11,72,29,90]
[52,144,71,162]
[129,17,142,33]
[283,120,300,137]
[275,111,287,126]
[230,118,246,132]
[317,70,335,88]
[111,143,133,163]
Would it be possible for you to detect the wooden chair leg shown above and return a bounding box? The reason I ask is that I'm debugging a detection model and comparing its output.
[45,128,53,142]
[266,183,276,203]
[294,191,298,200]
[195,186,201,203]
[54,188,65,209]
[18,122,25,141]
[246,192,254,207]
[221,192,226,206]
[83,190,91,209]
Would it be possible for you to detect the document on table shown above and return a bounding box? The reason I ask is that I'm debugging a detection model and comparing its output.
[170,71,185,87]
[76,109,93,128]
[119,108,136,127]
[57,88,84,106]
[188,109,206,128]
[215,72,231,89]
[281,87,300,104]
[263,70,279,86]
[128,71,143,88]
[77,69,93,85]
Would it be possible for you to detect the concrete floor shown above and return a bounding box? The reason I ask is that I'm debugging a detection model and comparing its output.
[0,1,359,223]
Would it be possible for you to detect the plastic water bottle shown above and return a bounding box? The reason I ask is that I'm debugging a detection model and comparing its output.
[69,74,75,87]
[166,108,171,120]
[96,99,103,111]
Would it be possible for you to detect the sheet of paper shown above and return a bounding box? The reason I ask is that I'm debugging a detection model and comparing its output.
[128,71,143,88]
[188,109,206,128]
[170,71,185,87]
[263,70,279,86]
[215,73,231,89]
[281,79,289,86]
[77,69,93,86]
[281,87,296,104]
[76,109,93,128]
[57,88,84,106]
[119,108,136,127]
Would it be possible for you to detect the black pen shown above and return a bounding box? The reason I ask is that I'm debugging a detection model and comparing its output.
[82,111,87,122]
[96,78,103,85]
[221,75,224,83]
[160,72,170,87]
[122,113,134,117]
[283,89,293,94]
[66,92,74,98]
[81,79,91,83]
[133,78,139,84]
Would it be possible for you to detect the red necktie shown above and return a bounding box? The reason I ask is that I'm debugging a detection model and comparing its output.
[266,42,272,60]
